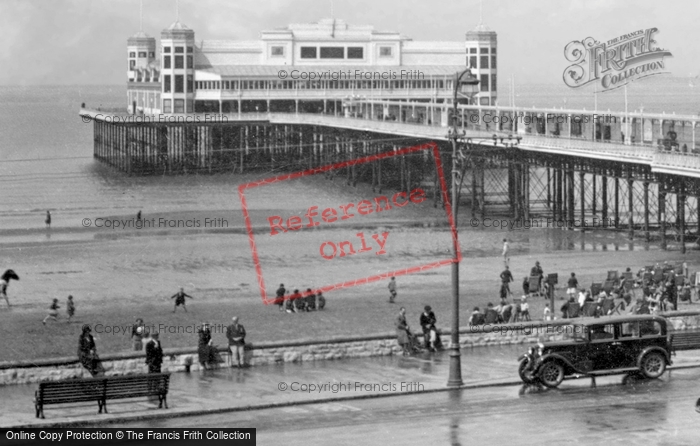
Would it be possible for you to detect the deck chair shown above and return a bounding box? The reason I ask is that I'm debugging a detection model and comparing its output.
[484,309,499,324]
[528,276,543,297]
[675,275,686,287]
[652,269,664,283]
[581,302,596,317]
[607,271,619,285]
[600,298,615,315]
[590,283,602,297]
[643,272,653,286]
[501,306,513,323]
[674,265,684,275]
[622,272,633,281]
[566,303,581,318]
[637,302,650,314]
[603,280,615,294]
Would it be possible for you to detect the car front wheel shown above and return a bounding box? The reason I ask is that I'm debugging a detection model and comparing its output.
[518,359,537,384]
[640,352,666,379]
[539,360,564,388]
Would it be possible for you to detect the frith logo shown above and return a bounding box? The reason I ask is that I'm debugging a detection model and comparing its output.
[563,27,673,92]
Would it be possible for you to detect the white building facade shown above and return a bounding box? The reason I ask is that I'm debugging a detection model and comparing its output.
[126,18,497,115]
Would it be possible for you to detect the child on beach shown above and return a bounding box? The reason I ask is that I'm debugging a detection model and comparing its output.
[66,295,75,322]
[520,296,531,321]
[543,303,552,321]
[43,298,60,325]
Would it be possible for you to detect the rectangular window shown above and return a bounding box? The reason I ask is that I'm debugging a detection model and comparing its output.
[175,75,184,93]
[148,52,155,58]
[300,47,317,59]
[163,47,170,53]
[174,99,184,113]
[480,74,489,92]
[491,47,496,54]
[469,56,477,69]
[271,46,285,56]
[320,47,344,59]
[163,75,171,93]
[163,99,172,113]
[187,56,193,68]
[469,48,477,54]
[187,75,193,93]
[175,56,184,69]
[164,56,171,69]
[129,60,135,69]
[138,52,147,58]
[187,46,193,53]
[175,46,184,53]
[491,73,497,92]
[480,47,488,54]
[379,46,392,57]
[347,47,364,59]
[480,55,489,69]
[129,51,136,57]
[491,55,497,69]
[187,100,193,113]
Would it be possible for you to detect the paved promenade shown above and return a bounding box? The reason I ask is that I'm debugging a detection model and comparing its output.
[2,345,700,429]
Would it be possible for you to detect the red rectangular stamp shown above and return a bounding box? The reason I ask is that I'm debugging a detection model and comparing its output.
[238,142,460,304]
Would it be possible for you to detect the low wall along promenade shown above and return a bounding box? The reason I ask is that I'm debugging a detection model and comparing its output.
[2,311,699,386]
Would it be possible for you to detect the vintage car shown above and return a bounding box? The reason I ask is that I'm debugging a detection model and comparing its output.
[518,315,673,388]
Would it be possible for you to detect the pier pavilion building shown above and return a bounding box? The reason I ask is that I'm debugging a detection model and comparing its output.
[126,18,497,116]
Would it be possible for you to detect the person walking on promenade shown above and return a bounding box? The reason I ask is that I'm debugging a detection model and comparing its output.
[419,306,438,351]
[388,277,397,303]
[567,273,579,301]
[522,276,530,296]
[78,325,104,377]
[45,211,51,229]
[226,316,246,368]
[66,295,75,322]
[275,284,286,311]
[531,261,544,295]
[171,287,193,313]
[197,322,216,370]
[395,307,411,356]
[500,265,514,298]
[502,238,510,267]
[145,332,163,374]
[132,318,145,351]
[42,298,60,325]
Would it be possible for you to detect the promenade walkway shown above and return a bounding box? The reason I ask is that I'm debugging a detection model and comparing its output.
[2,346,700,428]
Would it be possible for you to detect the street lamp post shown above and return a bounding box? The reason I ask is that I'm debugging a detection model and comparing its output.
[447,69,479,387]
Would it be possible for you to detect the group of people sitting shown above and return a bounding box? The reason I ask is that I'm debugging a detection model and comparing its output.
[468,298,531,325]
[275,284,326,313]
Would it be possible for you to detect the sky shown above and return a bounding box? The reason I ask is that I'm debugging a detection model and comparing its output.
[0,0,697,86]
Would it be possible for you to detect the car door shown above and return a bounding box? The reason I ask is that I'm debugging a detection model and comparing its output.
[609,322,639,369]
[589,323,617,370]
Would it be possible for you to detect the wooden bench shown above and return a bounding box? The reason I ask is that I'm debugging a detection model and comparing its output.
[34,373,170,419]
[670,330,700,352]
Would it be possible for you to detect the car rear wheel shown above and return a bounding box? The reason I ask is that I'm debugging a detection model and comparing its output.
[640,352,666,379]
[539,360,564,388]
[518,359,537,384]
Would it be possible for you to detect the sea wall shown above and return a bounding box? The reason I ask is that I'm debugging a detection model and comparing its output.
[2,311,699,386]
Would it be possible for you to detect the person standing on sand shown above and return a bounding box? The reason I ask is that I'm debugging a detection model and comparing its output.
[226,316,246,368]
[66,295,75,322]
[275,284,286,310]
[171,287,193,312]
[42,298,60,324]
[45,211,51,229]
[502,238,510,267]
[388,277,397,303]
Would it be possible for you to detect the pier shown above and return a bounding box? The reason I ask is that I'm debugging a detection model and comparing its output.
[82,101,700,251]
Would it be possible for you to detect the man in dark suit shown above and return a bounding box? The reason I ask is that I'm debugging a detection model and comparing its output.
[145,332,163,374]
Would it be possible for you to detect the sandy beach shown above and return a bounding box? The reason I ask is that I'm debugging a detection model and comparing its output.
[1,171,698,362]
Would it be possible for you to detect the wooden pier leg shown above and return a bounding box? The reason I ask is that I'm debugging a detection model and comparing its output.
[659,188,667,250]
[524,162,530,221]
[479,164,486,219]
[628,176,634,239]
[614,175,620,228]
[567,169,575,229]
[579,171,586,231]
[644,181,650,242]
[679,186,686,254]
[592,172,597,216]
[602,173,608,228]
[471,159,477,215]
